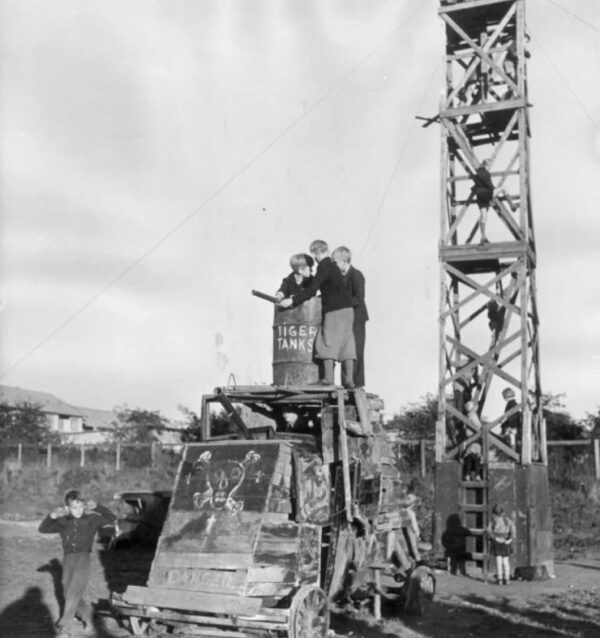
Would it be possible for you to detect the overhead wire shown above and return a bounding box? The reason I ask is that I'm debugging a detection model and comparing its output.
[358,63,439,260]
[1,0,432,380]
[538,0,600,133]
[543,0,600,34]
[530,34,599,134]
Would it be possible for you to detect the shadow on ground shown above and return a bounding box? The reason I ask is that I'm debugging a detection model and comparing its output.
[0,586,56,638]
[400,590,600,638]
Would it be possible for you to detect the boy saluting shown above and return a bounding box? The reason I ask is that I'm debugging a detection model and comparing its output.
[39,489,115,637]
[280,239,356,388]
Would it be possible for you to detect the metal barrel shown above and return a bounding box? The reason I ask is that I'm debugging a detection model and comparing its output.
[272,297,321,386]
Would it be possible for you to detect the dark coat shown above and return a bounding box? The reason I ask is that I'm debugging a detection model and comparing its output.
[278,272,314,299]
[292,256,352,314]
[471,165,495,206]
[39,505,115,554]
[343,266,369,324]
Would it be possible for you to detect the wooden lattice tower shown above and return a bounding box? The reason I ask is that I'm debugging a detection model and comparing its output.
[433,0,553,575]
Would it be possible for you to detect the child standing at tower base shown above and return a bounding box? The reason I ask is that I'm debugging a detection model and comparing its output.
[486,504,516,585]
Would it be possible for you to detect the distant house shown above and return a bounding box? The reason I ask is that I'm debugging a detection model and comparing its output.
[75,406,117,444]
[0,385,114,444]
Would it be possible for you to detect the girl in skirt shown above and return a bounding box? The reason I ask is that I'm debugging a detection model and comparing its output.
[487,504,516,585]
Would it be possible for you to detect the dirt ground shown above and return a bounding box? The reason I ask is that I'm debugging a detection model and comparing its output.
[1,519,599,638]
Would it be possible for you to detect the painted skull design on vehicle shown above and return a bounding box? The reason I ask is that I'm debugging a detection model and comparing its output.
[191,450,261,513]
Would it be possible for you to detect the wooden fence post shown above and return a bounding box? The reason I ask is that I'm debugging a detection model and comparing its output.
[47,444,52,468]
[151,442,157,465]
[116,443,121,472]
[420,439,426,478]
[594,439,600,481]
[80,443,85,468]
[17,443,22,469]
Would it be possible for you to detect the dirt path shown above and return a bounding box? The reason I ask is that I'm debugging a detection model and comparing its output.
[1,520,599,638]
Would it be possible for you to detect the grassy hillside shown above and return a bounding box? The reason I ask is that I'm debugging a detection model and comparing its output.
[2,455,598,561]
[0,457,178,520]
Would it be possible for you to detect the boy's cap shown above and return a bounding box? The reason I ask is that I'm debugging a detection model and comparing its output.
[65,489,83,504]
[502,388,515,399]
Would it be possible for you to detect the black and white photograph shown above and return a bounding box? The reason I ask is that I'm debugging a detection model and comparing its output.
[1,1,599,637]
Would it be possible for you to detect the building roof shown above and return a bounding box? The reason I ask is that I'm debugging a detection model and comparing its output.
[0,385,85,417]
[77,406,116,431]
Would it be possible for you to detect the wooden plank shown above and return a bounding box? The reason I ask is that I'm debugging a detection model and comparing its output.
[253,552,297,569]
[152,568,246,594]
[116,605,288,630]
[321,406,335,464]
[255,540,299,554]
[164,630,245,638]
[154,552,252,570]
[297,525,321,584]
[245,583,294,597]
[438,0,513,15]
[123,585,261,616]
[442,97,525,118]
[254,526,299,556]
[353,387,373,435]
[433,461,460,556]
[259,522,299,538]
[337,390,353,523]
[441,241,528,263]
[264,506,293,520]
[247,566,295,583]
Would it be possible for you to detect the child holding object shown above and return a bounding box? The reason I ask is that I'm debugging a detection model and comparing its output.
[275,253,314,302]
[486,504,516,585]
[38,489,116,637]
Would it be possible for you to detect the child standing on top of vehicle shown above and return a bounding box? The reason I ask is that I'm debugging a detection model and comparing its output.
[39,489,116,637]
[486,504,516,585]
[332,245,369,388]
[274,253,314,302]
[279,239,356,388]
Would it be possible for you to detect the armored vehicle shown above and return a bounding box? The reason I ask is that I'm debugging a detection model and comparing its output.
[112,299,434,636]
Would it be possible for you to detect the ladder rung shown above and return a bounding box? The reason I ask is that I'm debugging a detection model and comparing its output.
[459,504,487,511]
[467,529,484,535]
[469,552,487,561]
[461,480,488,487]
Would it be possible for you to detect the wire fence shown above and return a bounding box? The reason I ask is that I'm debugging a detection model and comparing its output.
[0,438,598,482]
[0,442,182,471]
[393,438,600,482]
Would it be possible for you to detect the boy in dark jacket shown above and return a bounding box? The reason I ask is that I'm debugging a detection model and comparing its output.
[471,159,495,244]
[471,159,517,244]
[332,245,369,388]
[275,253,314,301]
[39,489,115,637]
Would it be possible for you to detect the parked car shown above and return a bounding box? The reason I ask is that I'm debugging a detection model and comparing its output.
[102,490,171,549]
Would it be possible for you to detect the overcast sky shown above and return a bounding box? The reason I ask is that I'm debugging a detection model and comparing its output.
[1,0,599,421]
